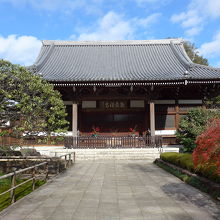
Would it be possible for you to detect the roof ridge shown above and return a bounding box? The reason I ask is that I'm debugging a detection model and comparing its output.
[42,38,183,46]
[170,40,193,71]
[35,43,55,70]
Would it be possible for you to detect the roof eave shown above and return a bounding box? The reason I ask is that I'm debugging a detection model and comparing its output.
[50,78,220,87]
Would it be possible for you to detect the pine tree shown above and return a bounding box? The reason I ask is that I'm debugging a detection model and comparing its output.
[183,41,208,66]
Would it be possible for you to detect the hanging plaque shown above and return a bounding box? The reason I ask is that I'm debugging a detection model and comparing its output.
[99,100,128,109]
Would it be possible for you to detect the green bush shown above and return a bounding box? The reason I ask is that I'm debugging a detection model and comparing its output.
[178,153,194,172]
[160,152,179,163]
[160,152,194,172]
[176,108,220,153]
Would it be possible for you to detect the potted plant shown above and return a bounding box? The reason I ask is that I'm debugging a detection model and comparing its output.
[92,126,100,137]
[129,125,138,137]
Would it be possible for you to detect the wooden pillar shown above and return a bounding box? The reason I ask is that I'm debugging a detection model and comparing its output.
[145,101,149,132]
[78,102,82,132]
[72,102,78,137]
[175,100,180,130]
[149,101,155,136]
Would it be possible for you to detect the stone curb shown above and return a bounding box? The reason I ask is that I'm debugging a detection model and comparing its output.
[155,158,220,199]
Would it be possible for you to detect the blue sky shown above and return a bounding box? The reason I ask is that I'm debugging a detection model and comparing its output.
[0,0,220,67]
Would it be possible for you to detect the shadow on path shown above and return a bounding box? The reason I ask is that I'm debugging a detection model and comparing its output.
[161,182,220,220]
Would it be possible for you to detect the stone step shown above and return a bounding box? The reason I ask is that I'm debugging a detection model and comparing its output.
[22,146,180,160]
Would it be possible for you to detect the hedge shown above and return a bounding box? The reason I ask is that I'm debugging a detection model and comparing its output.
[160,152,220,184]
[160,152,194,172]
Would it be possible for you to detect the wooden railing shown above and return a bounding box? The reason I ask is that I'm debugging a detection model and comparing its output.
[0,162,48,204]
[0,153,76,205]
[0,156,51,162]
[54,153,75,173]
[64,136,162,149]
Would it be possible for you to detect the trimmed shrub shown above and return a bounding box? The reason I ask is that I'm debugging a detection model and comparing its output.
[160,152,194,172]
[160,152,180,163]
[178,153,194,172]
[193,119,220,183]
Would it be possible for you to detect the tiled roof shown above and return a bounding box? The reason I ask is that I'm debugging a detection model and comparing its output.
[29,39,220,83]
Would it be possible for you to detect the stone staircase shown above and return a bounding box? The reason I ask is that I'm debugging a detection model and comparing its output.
[22,146,180,161]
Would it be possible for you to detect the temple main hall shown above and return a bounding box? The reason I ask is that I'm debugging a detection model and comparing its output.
[29,39,220,143]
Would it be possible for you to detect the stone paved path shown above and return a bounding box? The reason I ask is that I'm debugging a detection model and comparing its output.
[0,160,219,220]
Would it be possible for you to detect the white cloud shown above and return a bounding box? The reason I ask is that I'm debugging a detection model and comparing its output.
[199,31,220,57]
[74,12,132,41]
[185,26,202,37]
[189,0,220,19]
[171,0,220,36]
[0,35,41,66]
[72,11,160,41]
[134,13,161,27]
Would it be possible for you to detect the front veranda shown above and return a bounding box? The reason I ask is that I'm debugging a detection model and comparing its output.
[0,83,210,148]
[58,83,206,147]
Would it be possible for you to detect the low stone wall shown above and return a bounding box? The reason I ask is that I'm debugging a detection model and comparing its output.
[0,157,68,175]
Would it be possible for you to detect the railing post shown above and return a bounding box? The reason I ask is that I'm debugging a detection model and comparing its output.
[74,152,76,163]
[44,163,49,181]
[10,171,16,204]
[151,136,156,147]
[57,161,60,174]
[65,155,67,168]
[32,166,36,191]
[69,154,72,165]
[159,136,163,152]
